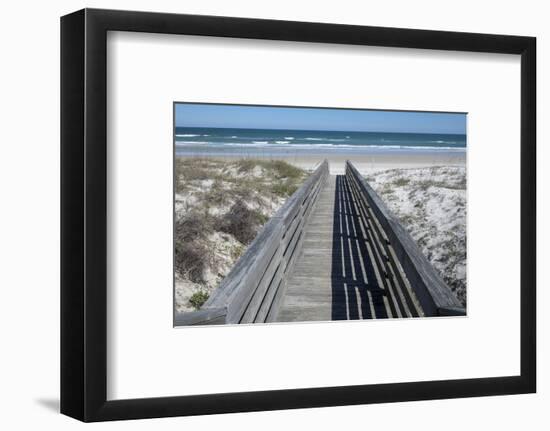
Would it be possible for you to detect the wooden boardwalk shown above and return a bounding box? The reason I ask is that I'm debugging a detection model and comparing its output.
[276,175,424,322]
[176,161,464,326]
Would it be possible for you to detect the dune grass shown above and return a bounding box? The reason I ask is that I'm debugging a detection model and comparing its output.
[174,158,307,312]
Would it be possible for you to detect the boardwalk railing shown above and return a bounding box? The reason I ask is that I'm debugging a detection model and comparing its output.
[175,160,329,326]
[345,161,466,316]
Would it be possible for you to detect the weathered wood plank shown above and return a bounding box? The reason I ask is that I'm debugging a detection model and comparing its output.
[256,164,328,322]
[174,307,227,326]
[254,263,286,323]
[346,176,413,318]
[239,235,285,323]
[275,176,339,321]
[263,176,328,322]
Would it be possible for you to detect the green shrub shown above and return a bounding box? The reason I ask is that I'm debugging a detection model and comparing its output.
[189,290,209,310]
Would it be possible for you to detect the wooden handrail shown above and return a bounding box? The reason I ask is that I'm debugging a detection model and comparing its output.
[345,160,465,316]
[175,160,329,325]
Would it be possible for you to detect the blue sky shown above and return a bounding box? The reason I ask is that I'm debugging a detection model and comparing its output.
[175,103,466,135]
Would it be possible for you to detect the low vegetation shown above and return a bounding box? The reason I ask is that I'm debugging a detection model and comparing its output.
[188,290,210,310]
[219,199,269,244]
[174,158,307,312]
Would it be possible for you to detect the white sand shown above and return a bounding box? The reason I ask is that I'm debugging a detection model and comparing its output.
[365,166,467,306]
[290,153,465,174]
[192,151,466,175]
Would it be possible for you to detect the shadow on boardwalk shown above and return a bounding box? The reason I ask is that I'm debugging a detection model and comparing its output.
[331,175,390,320]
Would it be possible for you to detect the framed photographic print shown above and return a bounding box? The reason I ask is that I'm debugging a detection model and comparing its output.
[61,8,536,422]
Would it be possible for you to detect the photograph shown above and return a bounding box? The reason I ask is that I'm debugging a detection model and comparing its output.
[173,103,467,325]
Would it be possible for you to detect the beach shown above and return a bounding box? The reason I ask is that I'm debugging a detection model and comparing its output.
[176,147,466,174]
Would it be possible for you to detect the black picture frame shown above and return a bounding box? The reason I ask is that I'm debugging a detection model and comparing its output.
[61,8,536,422]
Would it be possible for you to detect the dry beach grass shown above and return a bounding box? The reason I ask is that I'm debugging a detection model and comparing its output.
[174,158,307,312]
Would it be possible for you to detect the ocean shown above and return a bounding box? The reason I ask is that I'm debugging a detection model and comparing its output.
[174,127,466,157]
